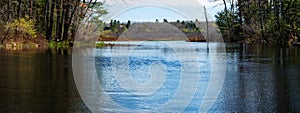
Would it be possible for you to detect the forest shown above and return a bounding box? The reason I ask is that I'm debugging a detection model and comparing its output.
[0,0,107,48]
[0,0,299,48]
[215,0,300,44]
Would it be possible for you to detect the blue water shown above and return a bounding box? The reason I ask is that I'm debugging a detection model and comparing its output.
[93,41,222,112]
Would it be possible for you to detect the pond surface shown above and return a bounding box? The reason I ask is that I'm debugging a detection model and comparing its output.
[0,41,300,112]
[0,48,89,113]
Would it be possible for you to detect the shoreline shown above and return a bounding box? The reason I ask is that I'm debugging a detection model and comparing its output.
[1,38,298,50]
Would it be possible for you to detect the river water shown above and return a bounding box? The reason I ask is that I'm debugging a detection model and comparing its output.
[0,42,300,112]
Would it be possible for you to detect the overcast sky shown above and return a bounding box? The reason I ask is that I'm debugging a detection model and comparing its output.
[100,0,224,22]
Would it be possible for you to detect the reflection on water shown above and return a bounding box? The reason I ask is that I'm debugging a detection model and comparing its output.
[0,42,300,112]
[210,44,300,112]
[0,48,90,113]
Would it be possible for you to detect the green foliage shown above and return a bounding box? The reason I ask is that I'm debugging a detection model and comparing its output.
[194,27,205,33]
[5,17,37,38]
[95,41,105,48]
[215,0,300,44]
[215,11,237,39]
[48,41,71,48]
[88,2,108,24]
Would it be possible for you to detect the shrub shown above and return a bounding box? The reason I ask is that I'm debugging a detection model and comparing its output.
[5,17,37,38]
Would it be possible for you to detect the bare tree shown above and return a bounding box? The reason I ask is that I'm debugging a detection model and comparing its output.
[8,0,12,22]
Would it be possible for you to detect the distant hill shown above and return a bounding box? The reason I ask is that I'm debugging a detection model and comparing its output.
[100,20,223,42]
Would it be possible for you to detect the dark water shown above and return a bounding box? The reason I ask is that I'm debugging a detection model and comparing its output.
[211,44,300,112]
[0,48,90,113]
[0,43,300,112]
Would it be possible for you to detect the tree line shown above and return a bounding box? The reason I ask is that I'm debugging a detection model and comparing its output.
[0,0,106,45]
[215,0,300,44]
[100,19,207,42]
[1,0,299,46]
